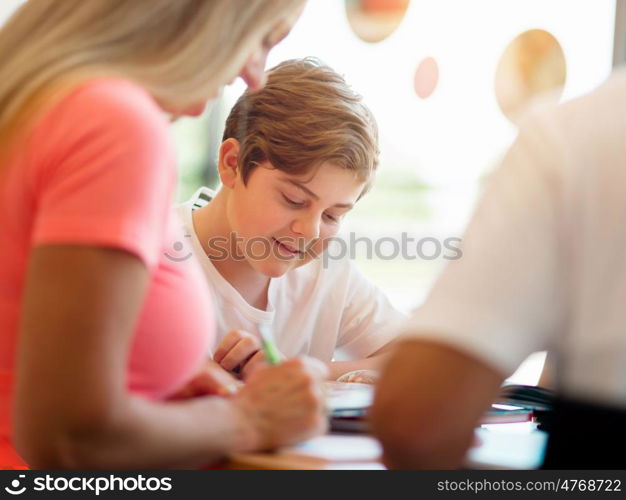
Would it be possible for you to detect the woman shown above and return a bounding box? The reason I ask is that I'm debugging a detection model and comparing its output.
[0,0,326,469]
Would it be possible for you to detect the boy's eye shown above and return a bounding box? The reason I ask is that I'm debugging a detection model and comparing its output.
[282,194,305,207]
[324,212,339,223]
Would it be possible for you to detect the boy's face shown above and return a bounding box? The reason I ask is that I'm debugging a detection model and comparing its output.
[226,162,365,277]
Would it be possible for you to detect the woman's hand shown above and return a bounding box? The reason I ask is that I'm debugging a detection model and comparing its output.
[168,359,243,400]
[213,329,282,379]
[231,357,328,451]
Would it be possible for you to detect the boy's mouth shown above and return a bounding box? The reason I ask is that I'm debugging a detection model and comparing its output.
[272,238,303,257]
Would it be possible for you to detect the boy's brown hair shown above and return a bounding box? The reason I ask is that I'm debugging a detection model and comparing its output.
[222,57,379,188]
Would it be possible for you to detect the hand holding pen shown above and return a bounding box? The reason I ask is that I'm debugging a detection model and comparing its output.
[213,325,284,378]
[257,323,282,365]
[230,357,329,450]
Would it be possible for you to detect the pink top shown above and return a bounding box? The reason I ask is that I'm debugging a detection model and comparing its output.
[0,79,214,467]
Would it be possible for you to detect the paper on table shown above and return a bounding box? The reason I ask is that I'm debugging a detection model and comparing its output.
[287,435,383,463]
[466,423,548,469]
[324,381,373,412]
[228,435,384,470]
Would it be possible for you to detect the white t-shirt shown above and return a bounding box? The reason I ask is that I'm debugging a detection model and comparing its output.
[176,188,405,361]
[404,69,626,408]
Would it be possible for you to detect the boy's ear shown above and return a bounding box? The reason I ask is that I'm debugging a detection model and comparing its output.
[218,138,241,189]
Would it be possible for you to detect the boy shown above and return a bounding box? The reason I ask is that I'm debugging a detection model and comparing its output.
[177,58,405,380]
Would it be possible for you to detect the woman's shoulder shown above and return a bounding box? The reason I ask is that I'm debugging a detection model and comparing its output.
[29,77,172,162]
[58,78,167,132]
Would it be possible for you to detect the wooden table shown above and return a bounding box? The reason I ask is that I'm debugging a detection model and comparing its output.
[227,422,548,470]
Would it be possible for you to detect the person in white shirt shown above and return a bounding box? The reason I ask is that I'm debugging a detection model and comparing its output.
[177,58,405,381]
[371,69,626,469]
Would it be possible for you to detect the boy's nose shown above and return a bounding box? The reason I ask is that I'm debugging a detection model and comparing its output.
[291,215,321,242]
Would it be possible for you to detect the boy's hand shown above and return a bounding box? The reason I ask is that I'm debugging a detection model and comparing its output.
[214,329,280,379]
[168,359,242,400]
[231,357,329,450]
[336,369,379,384]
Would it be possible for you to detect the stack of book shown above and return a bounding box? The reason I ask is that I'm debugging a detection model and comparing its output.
[325,382,556,432]
[490,383,555,427]
[495,384,555,411]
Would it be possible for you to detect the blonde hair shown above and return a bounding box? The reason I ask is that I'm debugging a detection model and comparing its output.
[0,0,304,157]
[223,57,379,187]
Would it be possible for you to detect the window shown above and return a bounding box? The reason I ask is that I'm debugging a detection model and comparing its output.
[175,1,618,383]
[178,0,616,312]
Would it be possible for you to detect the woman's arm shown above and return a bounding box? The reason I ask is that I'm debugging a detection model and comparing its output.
[14,245,325,469]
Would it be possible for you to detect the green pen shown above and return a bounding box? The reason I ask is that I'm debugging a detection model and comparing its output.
[257,323,281,365]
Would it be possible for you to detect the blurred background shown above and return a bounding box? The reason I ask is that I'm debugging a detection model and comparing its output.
[2,0,624,383]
